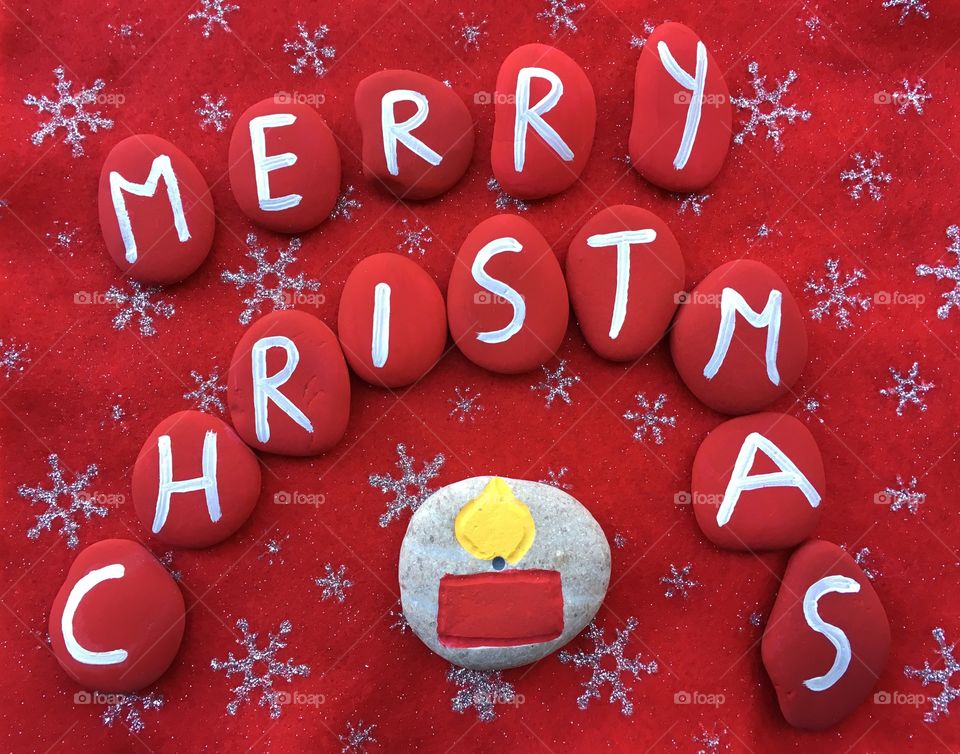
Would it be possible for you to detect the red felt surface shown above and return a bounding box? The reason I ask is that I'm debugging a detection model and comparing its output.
[1,2,959,752]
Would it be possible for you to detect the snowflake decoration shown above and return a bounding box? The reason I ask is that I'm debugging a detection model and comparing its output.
[660,562,698,599]
[798,6,824,40]
[448,386,483,423]
[105,280,175,337]
[101,691,164,734]
[801,393,828,425]
[24,67,114,157]
[894,78,932,115]
[196,93,232,132]
[108,18,144,42]
[284,22,336,77]
[221,233,320,325]
[395,218,432,256]
[487,177,528,212]
[105,401,126,427]
[17,454,104,548]
[340,720,377,753]
[840,152,893,202]
[883,475,926,514]
[850,546,881,580]
[369,443,445,527]
[628,20,657,49]
[47,220,79,252]
[187,0,239,38]
[805,258,871,329]
[453,11,487,51]
[531,360,580,407]
[880,362,934,416]
[613,532,627,548]
[211,618,310,719]
[330,185,362,221]
[624,392,677,445]
[388,607,410,633]
[693,725,729,754]
[731,61,811,152]
[755,222,774,239]
[159,550,182,582]
[883,0,930,25]
[0,338,30,378]
[748,611,764,628]
[258,534,290,566]
[540,466,572,490]
[916,225,960,319]
[183,368,227,414]
[448,666,516,722]
[905,627,959,722]
[537,0,586,36]
[677,193,710,216]
[315,563,353,603]
[559,617,658,716]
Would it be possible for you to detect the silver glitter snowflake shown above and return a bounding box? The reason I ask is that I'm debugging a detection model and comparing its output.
[487,177,528,212]
[188,0,239,38]
[448,666,516,722]
[340,720,377,753]
[159,550,182,582]
[330,185,362,221]
[221,233,321,326]
[880,362,934,415]
[47,221,79,252]
[396,218,432,256]
[755,223,775,239]
[559,616,658,716]
[624,392,677,445]
[370,443,445,527]
[531,360,580,407]
[0,338,30,378]
[448,386,483,423]
[677,193,710,216]
[806,258,871,329]
[894,78,932,115]
[101,691,164,734]
[196,93,232,132]
[211,618,311,719]
[905,628,960,723]
[106,401,126,426]
[537,0,586,36]
[258,534,289,566]
[540,466,572,490]
[388,607,410,633]
[628,20,657,49]
[883,475,926,514]
[660,562,698,599]
[613,532,626,548]
[453,11,487,51]
[693,725,729,754]
[850,546,880,580]
[183,368,227,414]
[105,280,175,337]
[731,61,811,152]
[24,67,114,157]
[108,18,143,42]
[17,454,104,548]
[798,5,824,40]
[840,152,893,202]
[916,225,960,319]
[284,22,336,77]
[315,563,353,603]
[883,0,930,25]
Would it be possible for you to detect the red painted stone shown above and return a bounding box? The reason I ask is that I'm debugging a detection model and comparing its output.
[99,134,214,284]
[228,309,351,456]
[670,259,808,414]
[228,96,341,233]
[49,539,185,692]
[762,540,890,729]
[491,44,596,199]
[132,410,262,548]
[566,205,685,361]
[447,214,569,374]
[692,412,824,551]
[355,70,474,200]
[629,22,732,192]
[338,253,447,387]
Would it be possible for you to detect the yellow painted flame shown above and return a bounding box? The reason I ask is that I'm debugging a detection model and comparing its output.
[454,477,536,564]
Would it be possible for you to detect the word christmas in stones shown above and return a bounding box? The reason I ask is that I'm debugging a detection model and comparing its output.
[48,20,889,733]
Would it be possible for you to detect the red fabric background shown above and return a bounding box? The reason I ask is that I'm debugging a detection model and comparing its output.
[2,1,959,752]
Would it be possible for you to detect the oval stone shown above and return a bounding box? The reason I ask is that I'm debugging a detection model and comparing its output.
[491,44,596,199]
[447,214,569,374]
[49,539,185,692]
[99,134,214,284]
[629,22,732,192]
[228,96,341,233]
[762,540,890,729]
[399,476,610,670]
[692,412,824,551]
[355,70,474,200]
[338,253,447,387]
[566,205,685,361]
[228,309,351,456]
[670,259,808,414]
[132,410,262,548]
